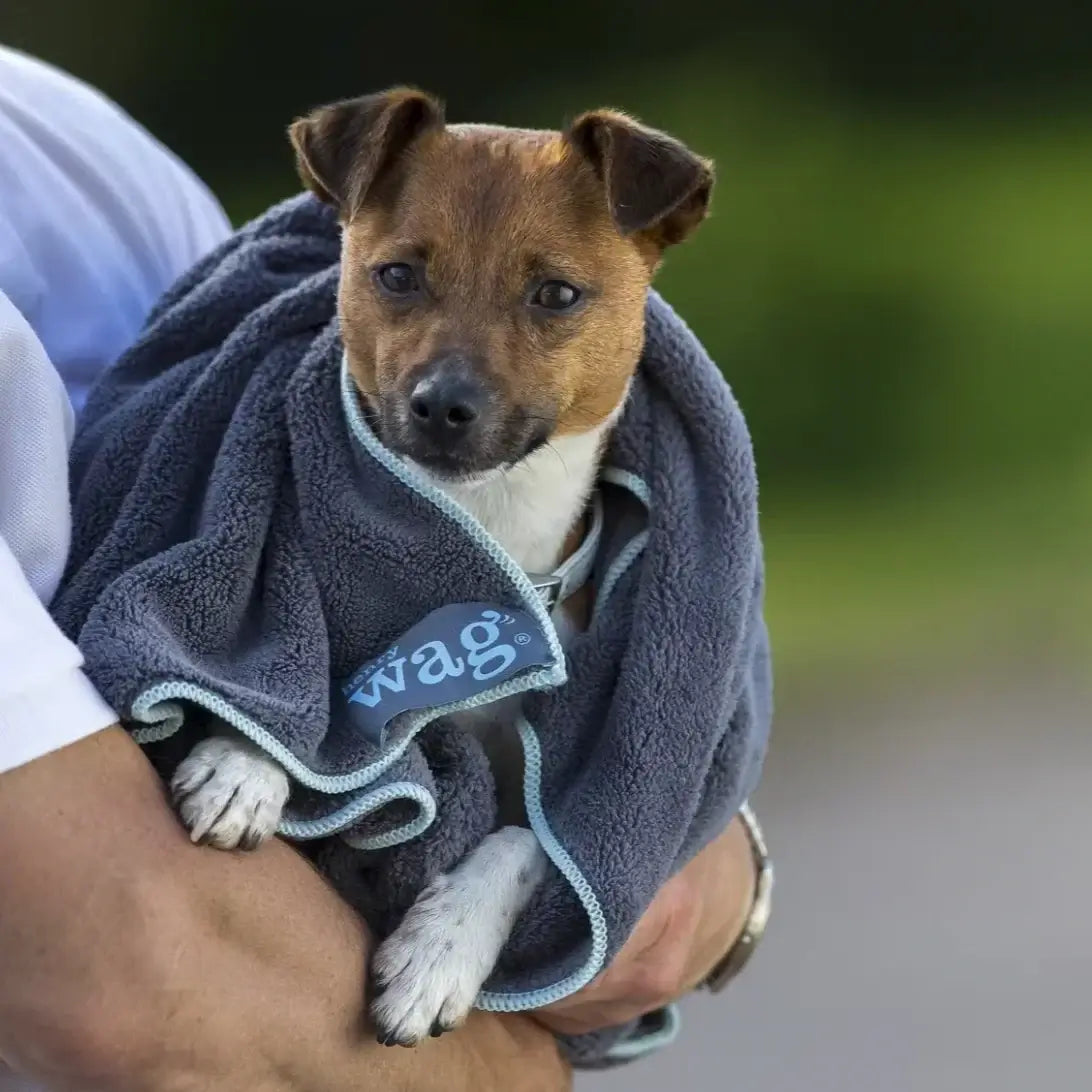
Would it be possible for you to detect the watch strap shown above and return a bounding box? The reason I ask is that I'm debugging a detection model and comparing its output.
[703,802,774,993]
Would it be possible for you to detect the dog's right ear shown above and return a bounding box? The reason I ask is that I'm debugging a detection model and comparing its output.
[288,88,444,218]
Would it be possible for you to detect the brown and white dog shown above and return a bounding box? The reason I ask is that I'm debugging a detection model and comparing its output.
[169,88,714,1045]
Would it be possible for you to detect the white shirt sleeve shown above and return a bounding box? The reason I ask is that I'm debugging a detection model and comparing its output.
[0,291,115,774]
[0,45,233,413]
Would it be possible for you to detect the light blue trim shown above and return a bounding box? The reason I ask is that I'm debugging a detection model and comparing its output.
[595,467,694,1052]
[130,670,552,797]
[131,703,184,743]
[477,715,610,1011]
[594,530,649,624]
[600,465,652,507]
[592,465,652,624]
[130,681,439,839]
[605,1003,682,1062]
[284,781,436,846]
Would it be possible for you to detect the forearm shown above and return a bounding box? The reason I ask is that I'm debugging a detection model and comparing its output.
[0,729,569,1092]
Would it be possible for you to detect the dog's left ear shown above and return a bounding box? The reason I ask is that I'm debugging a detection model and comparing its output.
[567,110,713,248]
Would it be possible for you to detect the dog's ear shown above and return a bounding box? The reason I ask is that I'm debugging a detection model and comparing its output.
[566,109,713,248]
[289,88,444,218]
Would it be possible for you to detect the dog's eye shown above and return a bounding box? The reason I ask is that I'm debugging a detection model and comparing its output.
[532,281,581,311]
[375,263,419,296]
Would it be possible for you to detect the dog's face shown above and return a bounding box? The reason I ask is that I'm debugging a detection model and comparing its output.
[290,89,713,478]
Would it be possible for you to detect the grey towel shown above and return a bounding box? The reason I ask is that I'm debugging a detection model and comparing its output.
[53,193,771,1061]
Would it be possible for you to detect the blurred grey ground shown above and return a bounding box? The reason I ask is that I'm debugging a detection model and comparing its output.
[580,667,1091,1092]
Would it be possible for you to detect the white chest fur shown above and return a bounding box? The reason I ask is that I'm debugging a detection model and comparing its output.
[427,424,607,574]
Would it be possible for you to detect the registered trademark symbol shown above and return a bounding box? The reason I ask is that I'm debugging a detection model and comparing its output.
[514,632,531,645]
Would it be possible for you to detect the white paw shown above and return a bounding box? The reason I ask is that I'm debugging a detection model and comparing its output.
[370,874,496,1045]
[370,827,546,1046]
[171,737,290,850]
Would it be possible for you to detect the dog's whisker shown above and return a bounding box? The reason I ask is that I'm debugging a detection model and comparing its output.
[543,441,569,476]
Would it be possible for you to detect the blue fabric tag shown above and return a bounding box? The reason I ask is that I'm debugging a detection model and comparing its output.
[340,603,555,746]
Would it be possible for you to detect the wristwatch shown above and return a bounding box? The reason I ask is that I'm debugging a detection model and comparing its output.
[703,802,774,992]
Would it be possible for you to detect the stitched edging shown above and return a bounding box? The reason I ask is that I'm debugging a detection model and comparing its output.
[129,681,439,839]
[600,465,651,507]
[280,781,435,844]
[605,1003,682,1062]
[476,715,610,1010]
[593,465,652,623]
[130,671,543,795]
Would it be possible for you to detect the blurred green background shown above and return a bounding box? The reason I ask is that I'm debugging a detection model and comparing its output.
[3,0,1088,692]
[4,4,1088,1089]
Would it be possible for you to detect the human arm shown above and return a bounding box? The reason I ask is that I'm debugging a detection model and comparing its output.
[0,728,570,1092]
[0,45,233,413]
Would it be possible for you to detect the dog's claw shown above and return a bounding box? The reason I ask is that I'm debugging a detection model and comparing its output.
[377,1029,417,1048]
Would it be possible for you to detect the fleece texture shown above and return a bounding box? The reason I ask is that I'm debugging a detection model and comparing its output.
[52,193,772,1064]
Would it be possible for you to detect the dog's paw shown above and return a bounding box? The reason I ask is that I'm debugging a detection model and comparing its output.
[369,827,546,1047]
[370,874,500,1046]
[170,737,290,850]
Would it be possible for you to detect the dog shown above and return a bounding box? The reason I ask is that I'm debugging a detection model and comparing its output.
[168,87,714,1046]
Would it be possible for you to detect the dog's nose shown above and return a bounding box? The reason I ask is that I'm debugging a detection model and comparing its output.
[408,370,487,438]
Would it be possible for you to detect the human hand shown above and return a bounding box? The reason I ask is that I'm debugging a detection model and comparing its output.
[535,816,756,1036]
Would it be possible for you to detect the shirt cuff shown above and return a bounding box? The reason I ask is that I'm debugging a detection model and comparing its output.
[0,666,117,774]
